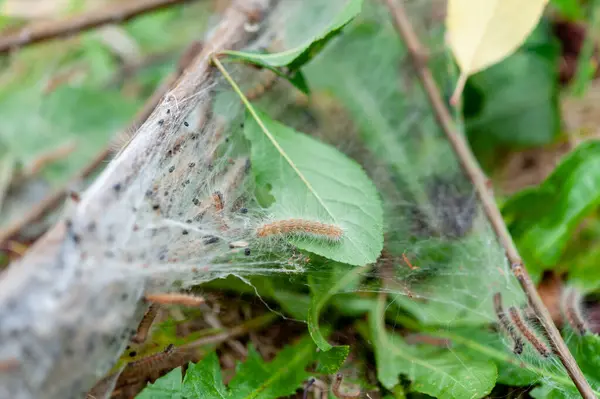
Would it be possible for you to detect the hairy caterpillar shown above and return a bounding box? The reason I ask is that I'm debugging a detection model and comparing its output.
[144,293,205,307]
[245,70,278,101]
[493,293,524,355]
[212,191,224,212]
[118,344,178,388]
[562,288,588,336]
[131,303,160,344]
[256,219,343,241]
[509,306,551,358]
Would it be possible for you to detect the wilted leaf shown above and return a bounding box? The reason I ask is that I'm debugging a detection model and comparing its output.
[503,141,600,274]
[446,0,549,101]
[244,110,383,266]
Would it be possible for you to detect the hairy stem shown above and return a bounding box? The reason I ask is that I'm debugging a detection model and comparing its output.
[0,0,195,53]
[383,0,595,397]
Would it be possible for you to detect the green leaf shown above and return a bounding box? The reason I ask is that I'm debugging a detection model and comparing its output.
[244,110,383,265]
[464,20,560,149]
[222,0,362,71]
[566,233,600,291]
[503,141,600,272]
[417,327,600,397]
[183,353,228,399]
[442,328,540,387]
[314,345,350,374]
[137,367,183,399]
[530,384,579,399]
[567,334,600,388]
[308,264,366,350]
[551,0,585,20]
[530,334,600,397]
[569,1,600,96]
[367,297,497,398]
[178,335,348,399]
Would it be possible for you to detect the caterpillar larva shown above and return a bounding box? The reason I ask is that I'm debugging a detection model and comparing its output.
[563,288,588,336]
[509,306,551,358]
[131,303,160,344]
[144,293,205,307]
[245,70,278,101]
[493,293,524,355]
[256,219,343,241]
[118,344,178,387]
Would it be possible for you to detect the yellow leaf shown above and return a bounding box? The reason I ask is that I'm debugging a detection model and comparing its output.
[446,0,549,104]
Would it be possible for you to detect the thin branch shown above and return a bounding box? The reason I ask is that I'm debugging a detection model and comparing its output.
[0,40,202,246]
[383,0,596,397]
[0,0,195,54]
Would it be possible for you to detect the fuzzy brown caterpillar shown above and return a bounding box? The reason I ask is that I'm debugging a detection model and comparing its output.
[509,306,551,358]
[256,219,343,241]
[563,288,588,336]
[493,293,524,355]
[118,344,178,388]
[144,293,205,307]
[131,303,160,344]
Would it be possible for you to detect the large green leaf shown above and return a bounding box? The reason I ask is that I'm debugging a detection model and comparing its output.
[368,298,497,398]
[503,141,600,273]
[244,110,383,265]
[137,367,183,399]
[412,327,600,397]
[144,335,348,399]
[464,21,560,150]
[222,0,362,71]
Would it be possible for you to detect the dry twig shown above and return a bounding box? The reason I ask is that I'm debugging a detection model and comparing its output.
[383,0,595,397]
[0,0,195,54]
